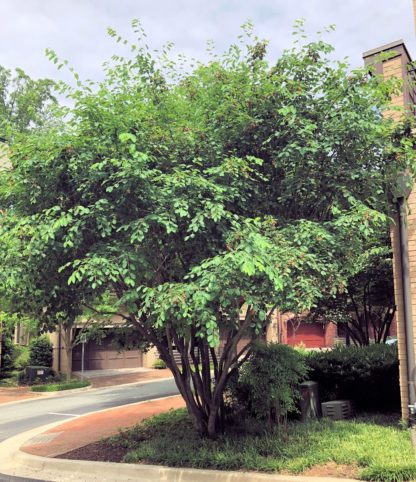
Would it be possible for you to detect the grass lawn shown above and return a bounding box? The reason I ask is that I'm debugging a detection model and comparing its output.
[102,409,416,482]
[30,379,90,392]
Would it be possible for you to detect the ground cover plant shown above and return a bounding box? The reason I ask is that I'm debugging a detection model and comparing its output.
[30,379,90,392]
[0,370,20,387]
[61,409,416,482]
[1,19,415,437]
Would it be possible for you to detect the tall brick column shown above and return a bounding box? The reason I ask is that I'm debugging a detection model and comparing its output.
[363,41,416,420]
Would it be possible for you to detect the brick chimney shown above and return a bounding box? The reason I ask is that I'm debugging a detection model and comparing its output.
[363,41,415,120]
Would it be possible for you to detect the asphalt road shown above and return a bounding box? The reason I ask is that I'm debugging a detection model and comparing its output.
[0,378,178,481]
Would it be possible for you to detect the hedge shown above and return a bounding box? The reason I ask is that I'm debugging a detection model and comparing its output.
[305,344,399,411]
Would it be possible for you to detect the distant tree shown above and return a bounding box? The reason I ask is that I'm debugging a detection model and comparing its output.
[0,261,115,380]
[0,21,415,437]
[0,66,57,140]
[0,66,57,369]
[307,234,395,346]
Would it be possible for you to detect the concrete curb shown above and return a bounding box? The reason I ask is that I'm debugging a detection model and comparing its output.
[0,395,360,482]
[15,450,361,482]
[0,375,174,407]
[32,383,93,396]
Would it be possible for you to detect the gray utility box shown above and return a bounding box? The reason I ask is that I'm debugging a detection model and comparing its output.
[321,400,353,420]
[299,381,321,420]
[25,366,52,384]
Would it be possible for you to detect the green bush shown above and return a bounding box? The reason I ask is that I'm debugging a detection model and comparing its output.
[0,334,15,375]
[17,367,60,386]
[305,344,399,411]
[153,358,166,369]
[13,345,30,370]
[231,342,308,429]
[29,336,53,367]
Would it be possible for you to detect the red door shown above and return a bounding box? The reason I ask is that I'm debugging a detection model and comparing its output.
[286,322,326,348]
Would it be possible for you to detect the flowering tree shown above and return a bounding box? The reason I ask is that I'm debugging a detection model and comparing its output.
[0,21,414,437]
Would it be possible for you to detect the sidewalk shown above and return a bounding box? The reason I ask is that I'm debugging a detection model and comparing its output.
[0,386,40,404]
[21,395,185,458]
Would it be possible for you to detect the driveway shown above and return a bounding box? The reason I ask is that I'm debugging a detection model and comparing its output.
[74,367,172,388]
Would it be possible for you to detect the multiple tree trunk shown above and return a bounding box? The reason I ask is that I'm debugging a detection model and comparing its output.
[125,305,273,438]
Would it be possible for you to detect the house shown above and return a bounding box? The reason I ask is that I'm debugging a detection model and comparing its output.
[50,308,339,376]
[49,319,159,374]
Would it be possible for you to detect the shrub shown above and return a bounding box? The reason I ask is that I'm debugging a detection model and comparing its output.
[305,344,399,411]
[13,345,30,370]
[153,358,167,369]
[29,336,53,367]
[0,334,16,375]
[231,342,308,429]
[18,367,61,386]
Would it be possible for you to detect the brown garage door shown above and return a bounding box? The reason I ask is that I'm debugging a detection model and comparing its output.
[72,334,143,371]
[287,322,326,348]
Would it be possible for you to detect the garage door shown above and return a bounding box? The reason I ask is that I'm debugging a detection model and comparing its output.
[286,322,326,348]
[72,334,143,371]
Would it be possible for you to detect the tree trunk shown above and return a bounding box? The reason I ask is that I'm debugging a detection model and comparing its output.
[207,404,220,438]
[127,305,257,439]
[65,346,72,382]
[159,333,247,438]
[61,323,74,381]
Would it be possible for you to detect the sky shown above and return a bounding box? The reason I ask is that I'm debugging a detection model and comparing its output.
[0,0,414,86]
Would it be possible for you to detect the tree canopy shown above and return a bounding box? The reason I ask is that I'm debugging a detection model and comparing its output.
[0,21,414,436]
[0,66,57,140]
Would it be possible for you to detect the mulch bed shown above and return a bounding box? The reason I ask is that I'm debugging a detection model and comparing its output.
[59,441,127,463]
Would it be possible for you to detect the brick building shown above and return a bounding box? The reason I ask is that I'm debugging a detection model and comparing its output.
[363,32,416,420]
